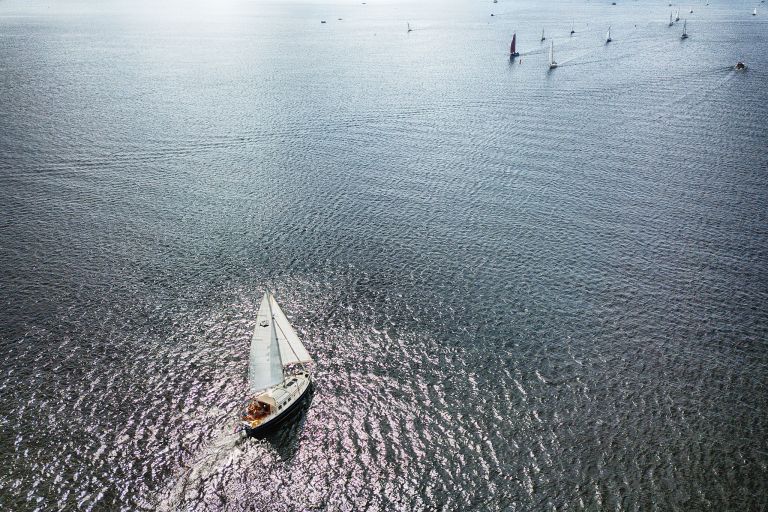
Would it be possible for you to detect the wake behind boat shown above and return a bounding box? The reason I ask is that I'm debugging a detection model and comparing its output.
[241,292,313,437]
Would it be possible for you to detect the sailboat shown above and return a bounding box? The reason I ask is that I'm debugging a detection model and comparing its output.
[541,28,546,41]
[407,22,413,32]
[241,292,313,437]
[606,26,612,43]
[570,22,575,35]
[754,8,758,16]
[510,33,520,58]
[681,20,688,39]
[675,9,680,21]
[548,40,557,69]
[669,12,674,26]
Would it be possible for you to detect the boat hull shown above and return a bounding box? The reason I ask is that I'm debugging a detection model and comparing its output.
[244,380,313,438]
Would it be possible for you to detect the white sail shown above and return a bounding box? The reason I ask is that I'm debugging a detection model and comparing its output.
[549,41,554,64]
[269,294,313,365]
[607,26,611,40]
[249,292,284,393]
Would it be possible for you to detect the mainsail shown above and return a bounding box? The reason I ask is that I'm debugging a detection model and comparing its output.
[249,292,284,392]
[510,33,516,54]
[270,294,313,365]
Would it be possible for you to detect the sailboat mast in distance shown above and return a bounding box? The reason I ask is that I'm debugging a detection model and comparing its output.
[548,40,557,69]
[510,33,519,57]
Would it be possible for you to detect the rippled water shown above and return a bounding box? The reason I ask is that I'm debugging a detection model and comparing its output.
[1,0,767,510]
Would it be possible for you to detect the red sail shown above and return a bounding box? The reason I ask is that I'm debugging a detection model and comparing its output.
[510,33,516,54]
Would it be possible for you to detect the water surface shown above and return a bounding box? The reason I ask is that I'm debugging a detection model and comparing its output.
[1,0,767,510]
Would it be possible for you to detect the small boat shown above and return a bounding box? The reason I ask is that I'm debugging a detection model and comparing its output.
[541,28,546,41]
[606,26,612,43]
[407,22,413,32]
[690,8,694,13]
[681,20,688,39]
[241,292,314,437]
[753,8,758,16]
[675,8,680,21]
[570,22,575,35]
[320,20,326,23]
[669,12,674,26]
[735,61,747,70]
[548,40,558,69]
[510,32,520,58]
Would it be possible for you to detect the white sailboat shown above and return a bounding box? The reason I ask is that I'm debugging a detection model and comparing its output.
[541,28,546,41]
[669,12,674,26]
[606,26,612,43]
[753,8,758,16]
[681,20,689,39]
[548,40,557,69]
[407,22,413,32]
[241,292,313,437]
[675,8,680,21]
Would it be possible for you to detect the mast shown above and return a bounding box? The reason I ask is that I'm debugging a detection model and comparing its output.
[549,40,554,66]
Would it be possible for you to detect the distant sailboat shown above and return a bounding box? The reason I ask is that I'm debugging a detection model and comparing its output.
[241,292,313,437]
[606,26,612,43]
[541,28,546,41]
[675,8,680,21]
[690,7,694,13]
[510,33,520,58]
[407,22,412,32]
[570,21,575,35]
[548,40,558,69]
[681,20,689,39]
[669,12,674,26]
[753,8,758,16]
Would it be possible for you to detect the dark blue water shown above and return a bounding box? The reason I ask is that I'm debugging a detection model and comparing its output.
[1,0,767,510]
